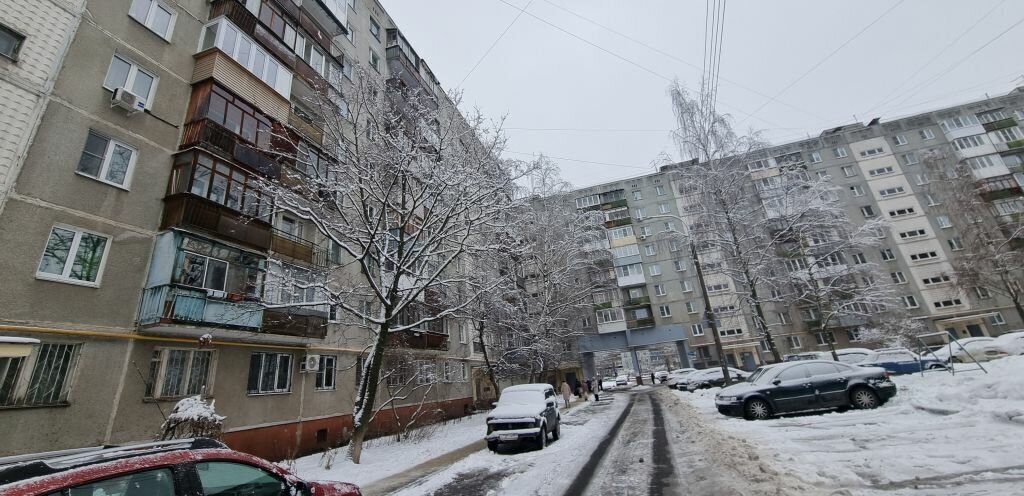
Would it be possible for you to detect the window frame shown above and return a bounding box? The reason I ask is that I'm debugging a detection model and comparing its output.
[102,53,159,109]
[658,304,672,318]
[247,352,293,395]
[145,347,217,399]
[35,225,112,287]
[315,355,337,391]
[128,0,177,41]
[75,130,138,190]
[0,22,26,61]
[0,342,82,407]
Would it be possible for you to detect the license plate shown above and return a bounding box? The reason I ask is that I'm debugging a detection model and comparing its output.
[499,434,518,441]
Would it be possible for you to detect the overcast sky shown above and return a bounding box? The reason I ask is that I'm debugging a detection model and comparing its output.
[383,0,1024,188]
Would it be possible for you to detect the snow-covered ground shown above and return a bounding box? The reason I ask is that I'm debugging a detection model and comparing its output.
[289,413,488,488]
[675,356,1024,495]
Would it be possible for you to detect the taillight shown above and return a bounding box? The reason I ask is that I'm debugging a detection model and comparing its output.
[884,371,893,379]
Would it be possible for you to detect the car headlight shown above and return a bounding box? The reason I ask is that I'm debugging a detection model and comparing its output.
[717,396,737,402]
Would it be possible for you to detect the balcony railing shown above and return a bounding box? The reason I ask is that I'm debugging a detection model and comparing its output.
[1006,139,1024,150]
[605,217,632,228]
[209,0,257,35]
[601,199,628,210]
[162,193,273,251]
[983,117,1018,133]
[387,328,449,351]
[261,307,328,339]
[288,110,324,148]
[626,318,655,330]
[624,296,651,306]
[138,285,263,330]
[180,119,280,178]
[270,229,328,267]
[978,174,1023,202]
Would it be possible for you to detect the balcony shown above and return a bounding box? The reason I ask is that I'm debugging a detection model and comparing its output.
[180,119,280,178]
[605,217,632,228]
[601,199,628,210]
[270,230,328,267]
[626,318,655,330]
[162,193,272,251]
[616,273,646,287]
[192,49,291,121]
[139,285,263,330]
[624,296,651,307]
[209,0,257,35]
[261,307,328,339]
[983,117,1018,133]
[386,328,449,351]
[978,174,1023,202]
[288,110,324,148]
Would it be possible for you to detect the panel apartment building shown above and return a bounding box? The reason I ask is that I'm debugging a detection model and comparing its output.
[574,87,1024,371]
[0,0,489,461]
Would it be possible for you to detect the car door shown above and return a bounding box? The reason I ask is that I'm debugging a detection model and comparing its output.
[805,362,847,407]
[544,389,558,425]
[768,364,813,413]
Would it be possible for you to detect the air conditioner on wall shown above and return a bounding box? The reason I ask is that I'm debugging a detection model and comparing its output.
[301,354,321,373]
[111,87,145,114]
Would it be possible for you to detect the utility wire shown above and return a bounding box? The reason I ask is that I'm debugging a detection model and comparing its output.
[742,0,905,124]
[710,0,727,117]
[457,0,535,88]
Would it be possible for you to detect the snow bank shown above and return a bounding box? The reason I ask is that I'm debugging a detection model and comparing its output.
[903,356,1024,423]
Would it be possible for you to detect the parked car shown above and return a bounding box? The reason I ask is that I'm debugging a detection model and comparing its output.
[683,367,749,391]
[929,337,1006,363]
[601,377,618,390]
[993,330,1024,356]
[858,348,946,375]
[486,384,561,451]
[654,371,670,382]
[714,360,897,420]
[0,438,361,495]
[783,351,832,361]
[835,348,874,364]
[665,369,697,388]
[615,375,629,386]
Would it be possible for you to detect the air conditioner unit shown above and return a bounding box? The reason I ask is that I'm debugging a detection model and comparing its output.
[206,289,227,299]
[300,354,321,373]
[639,235,648,240]
[111,87,145,114]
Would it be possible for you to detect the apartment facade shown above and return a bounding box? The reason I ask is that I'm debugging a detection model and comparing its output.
[573,87,1024,369]
[0,0,484,461]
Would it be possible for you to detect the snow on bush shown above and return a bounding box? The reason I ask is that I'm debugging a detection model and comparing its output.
[159,395,226,440]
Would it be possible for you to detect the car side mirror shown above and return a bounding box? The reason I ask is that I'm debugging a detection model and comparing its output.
[546,400,555,408]
[772,379,782,385]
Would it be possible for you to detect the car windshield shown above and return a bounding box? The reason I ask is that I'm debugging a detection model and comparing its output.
[499,391,544,406]
[747,367,774,384]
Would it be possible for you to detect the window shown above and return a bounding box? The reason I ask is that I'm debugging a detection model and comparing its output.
[712,304,738,314]
[633,190,643,200]
[129,0,176,40]
[776,312,791,325]
[899,152,919,166]
[974,286,991,299]
[892,134,908,146]
[685,301,697,314]
[681,280,693,292]
[690,324,705,336]
[179,251,229,292]
[596,308,624,324]
[811,151,822,163]
[656,185,666,196]
[459,323,467,344]
[658,203,670,215]
[786,335,802,349]
[199,19,291,97]
[659,305,672,318]
[878,186,906,198]
[868,166,895,177]
[0,343,82,407]
[171,152,271,216]
[816,171,829,180]
[200,84,274,147]
[852,252,867,264]
[880,248,895,261]
[634,207,646,220]
[891,271,907,284]
[846,329,863,342]
[898,229,927,239]
[369,16,381,40]
[996,127,1024,143]
[952,135,985,151]
[0,23,25,61]
[860,206,877,218]
[614,263,643,278]
[850,185,865,197]
[674,260,686,271]
[859,147,885,158]
[747,159,770,171]
[36,226,110,286]
[648,263,661,276]
[933,298,963,309]
[834,147,848,159]
[966,155,1001,171]
[785,258,808,272]
[369,48,381,72]
[941,115,979,131]
[197,462,285,495]
[103,54,158,108]
[936,215,952,228]
[840,165,856,177]
[315,355,337,390]
[639,226,651,236]
[914,174,930,186]
[575,194,600,209]
[921,274,952,285]
[608,226,635,240]
[247,352,292,394]
[654,284,667,296]
[814,331,835,346]
[662,221,675,232]
[72,468,176,496]
[706,282,730,293]
[910,251,939,262]
[888,206,916,217]
[719,328,744,337]
[987,312,1007,326]
[919,128,935,140]
[145,348,214,398]
[611,244,640,258]
[644,243,657,256]
[75,130,136,188]
[605,207,629,222]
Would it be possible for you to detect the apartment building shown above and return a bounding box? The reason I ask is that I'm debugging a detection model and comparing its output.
[0,0,484,461]
[573,87,1024,369]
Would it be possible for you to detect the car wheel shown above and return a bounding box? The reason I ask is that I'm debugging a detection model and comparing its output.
[850,387,880,410]
[487,440,499,452]
[536,426,547,450]
[744,398,772,420]
[551,419,561,441]
[928,363,945,370]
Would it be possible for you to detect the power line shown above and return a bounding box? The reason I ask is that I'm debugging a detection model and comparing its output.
[862,0,1008,116]
[457,0,535,88]
[710,0,727,117]
[742,0,906,124]
[504,151,654,170]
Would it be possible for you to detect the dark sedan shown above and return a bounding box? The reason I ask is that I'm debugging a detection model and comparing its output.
[714,360,897,420]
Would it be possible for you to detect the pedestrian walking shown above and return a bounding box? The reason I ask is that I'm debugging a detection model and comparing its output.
[591,378,600,402]
[650,372,655,385]
[561,381,572,408]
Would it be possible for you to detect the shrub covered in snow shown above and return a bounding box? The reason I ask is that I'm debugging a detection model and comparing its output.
[159,395,226,440]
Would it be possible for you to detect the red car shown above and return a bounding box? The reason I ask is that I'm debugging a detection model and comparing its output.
[0,438,360,496]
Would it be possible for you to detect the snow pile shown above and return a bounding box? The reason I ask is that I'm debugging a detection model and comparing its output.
[904,356,1024,423]
[159,395,225,440]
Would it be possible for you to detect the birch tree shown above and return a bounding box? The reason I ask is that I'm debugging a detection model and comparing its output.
[256,67,532,463]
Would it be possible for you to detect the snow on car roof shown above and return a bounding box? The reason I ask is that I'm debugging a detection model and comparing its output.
[503,384,554,393]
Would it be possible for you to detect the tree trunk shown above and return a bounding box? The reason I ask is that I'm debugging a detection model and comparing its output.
[476,321,502,401]
[346,316,392,464]
[1000,274,1024,324]
[747,284,782,362]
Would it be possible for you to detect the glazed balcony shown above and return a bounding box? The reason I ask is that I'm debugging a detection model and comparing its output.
[626,317,656,330]
[624,295,651,307]
[978,174,1023,202]
[261,307,328,339]
[138,285,263,330]
[162,193,272,251]
[982,117,1018,133]
[288,109,324,147]
[601,199,628,210]
[180,118,281,178]
[386,328,449,351]
[605,217,632,228]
